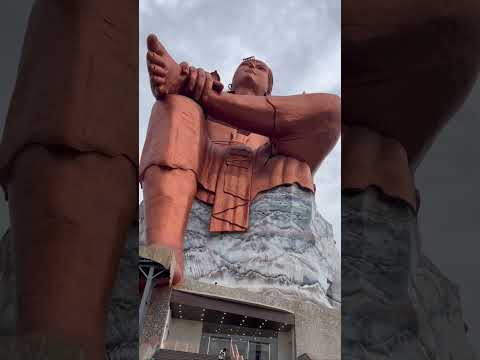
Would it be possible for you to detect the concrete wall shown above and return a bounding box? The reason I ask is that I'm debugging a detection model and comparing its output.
[278,330,294,360]
[294,302,340,359]
[140,286,172,347]
[165,318,203,353]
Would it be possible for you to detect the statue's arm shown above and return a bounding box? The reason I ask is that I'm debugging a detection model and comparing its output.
[203,92,341,172]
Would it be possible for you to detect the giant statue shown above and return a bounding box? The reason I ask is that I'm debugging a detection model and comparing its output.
[341,0,480,357]
[140,35,341,299]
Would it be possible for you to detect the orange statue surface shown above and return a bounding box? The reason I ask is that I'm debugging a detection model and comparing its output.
[140,35,341,283]
[0,1,138,359]
[342,0,480,208]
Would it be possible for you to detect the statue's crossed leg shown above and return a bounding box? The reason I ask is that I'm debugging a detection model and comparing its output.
[141,95,208,284]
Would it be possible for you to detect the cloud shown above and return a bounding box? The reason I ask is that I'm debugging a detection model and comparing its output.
[139,0,341,247]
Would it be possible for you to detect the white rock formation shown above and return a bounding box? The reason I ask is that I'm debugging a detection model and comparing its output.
[141,184,340,308]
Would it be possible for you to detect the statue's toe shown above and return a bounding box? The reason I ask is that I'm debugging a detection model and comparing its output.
[146,33,167,57]
[147,51,166,68]
[148,64,167,77]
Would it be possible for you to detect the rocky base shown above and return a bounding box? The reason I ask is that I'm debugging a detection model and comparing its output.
[184,185,341,308]
[142,184,341,308]
[342,187,476,359]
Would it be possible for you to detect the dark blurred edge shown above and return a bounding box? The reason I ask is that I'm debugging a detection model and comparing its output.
[341,1,480,358]
[0,1,140,359]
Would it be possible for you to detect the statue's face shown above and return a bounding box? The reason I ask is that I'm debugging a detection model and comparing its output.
[232,59,271,95]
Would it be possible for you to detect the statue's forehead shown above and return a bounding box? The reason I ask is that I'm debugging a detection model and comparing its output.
[238,56,270,69]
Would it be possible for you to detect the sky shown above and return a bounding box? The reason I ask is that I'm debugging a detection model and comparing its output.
[139,0,342,247]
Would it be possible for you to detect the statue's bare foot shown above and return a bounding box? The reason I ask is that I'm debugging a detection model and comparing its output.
[146,34,188,98]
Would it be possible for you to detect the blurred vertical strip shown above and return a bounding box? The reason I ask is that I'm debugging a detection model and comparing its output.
[341,0,480,358]
[0,1,139,359]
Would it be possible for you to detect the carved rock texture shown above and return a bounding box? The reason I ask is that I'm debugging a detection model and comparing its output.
[342,187,476,359]
[184,185,341,308]
[140,184,341,308]
[104,225,139,359]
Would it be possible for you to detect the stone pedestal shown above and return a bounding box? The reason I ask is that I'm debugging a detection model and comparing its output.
[182,185,339,308]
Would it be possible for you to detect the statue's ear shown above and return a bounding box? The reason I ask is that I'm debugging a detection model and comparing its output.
[210,70,221,82]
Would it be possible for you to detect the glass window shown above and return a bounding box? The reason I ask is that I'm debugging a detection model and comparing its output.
[248,342,270,360]
[232,339,248,357]
[199,335,210,354]
[207,337,230,357]
[207,337,248,358]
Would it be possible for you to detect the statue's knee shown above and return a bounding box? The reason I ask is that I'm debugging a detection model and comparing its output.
[144,96,206,174]
[8,145,135,221]
[143,166,196,197]
[152,95,205,129]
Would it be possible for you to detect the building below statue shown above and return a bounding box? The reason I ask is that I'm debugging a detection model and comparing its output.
[140,277,340,360]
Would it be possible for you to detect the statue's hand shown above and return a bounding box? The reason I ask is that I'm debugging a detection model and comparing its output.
[182,66,224,106]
